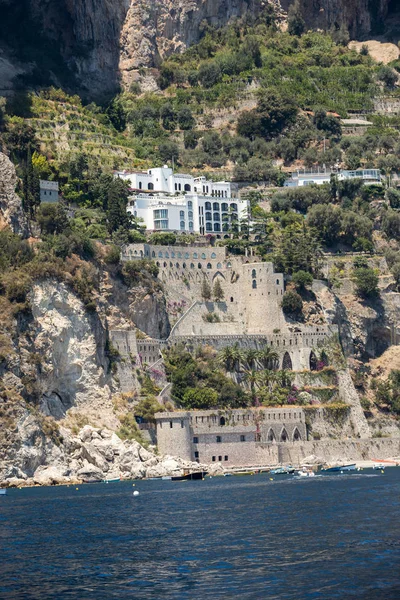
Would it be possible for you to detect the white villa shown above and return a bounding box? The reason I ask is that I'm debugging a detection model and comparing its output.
[116,167,249,235]
[284,169,382,188]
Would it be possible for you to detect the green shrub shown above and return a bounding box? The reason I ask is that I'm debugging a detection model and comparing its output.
[281,290,303,316]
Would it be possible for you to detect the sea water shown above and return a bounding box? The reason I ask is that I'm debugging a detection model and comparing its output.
[1,469,399,599]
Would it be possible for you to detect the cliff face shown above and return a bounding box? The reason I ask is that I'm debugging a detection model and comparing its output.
[0,153,29,237]
[0,0,394,97]
[282,0,392,38]
[26,0,259,96]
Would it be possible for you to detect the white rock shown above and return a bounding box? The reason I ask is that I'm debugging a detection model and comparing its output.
[33,466,67,486]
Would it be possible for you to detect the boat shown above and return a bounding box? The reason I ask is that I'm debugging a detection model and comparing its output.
[0,489,6,495]
[322,463,356,473]
[171,471,207,481]
[373,463,385,470]
[103,477,120,483]
[297,468,315,477]
[270,466,295,475]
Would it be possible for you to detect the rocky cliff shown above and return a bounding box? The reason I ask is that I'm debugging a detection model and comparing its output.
[0,0,394,97]
[282,0,392,38]
[0,153,29,237]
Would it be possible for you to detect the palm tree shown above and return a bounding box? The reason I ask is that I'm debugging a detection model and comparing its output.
[242,368,261,403]
[257,369,278,393]
[257,347,279,370]
[217,346,236,373]
[276,369,295,389]
[244,348,259,370]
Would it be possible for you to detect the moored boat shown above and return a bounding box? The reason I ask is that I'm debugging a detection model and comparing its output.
[171,471,207,481]
[270,466,295,475]
[322,463,356,473]
[0,489,6,495]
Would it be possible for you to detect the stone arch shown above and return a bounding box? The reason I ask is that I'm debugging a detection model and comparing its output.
[220,416,226,426]
[280,427,289,442]
[282,352,293,370]
[310,351,318,371]
[267,428,276,442]
[212,271,226,282]
[293,427,301,442]
[184,183,191,191]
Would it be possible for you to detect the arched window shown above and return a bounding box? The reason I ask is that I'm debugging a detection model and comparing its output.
[139,182,142,189]
[230,203,238,211]
[188,201,193,209]
[190,263,195,269]
[220,416,226,426]
[276,279,280,285]
[205,202,211,210]
[217,263,222,269]
[310,351,318,371]
[178,183,181,191]
[252,269,257,278]
[282,352,293,370]
[211,252,216,259]
[222,213,229,222]
[280,428,288,442]
[214,223,221,232]
[177,252,182,258]
[205,212,212,221]
[165,252,169,258]
[230,297,234,303]
[152,251,156,258]
[207,263,212,269]
[201,253,206,259]
[252,279,257,289]
[267,429,276,442]
[193,252,198,259]
[188,211,193,219]
[170,262,173,267]
[222,223,229,232]
[148,182,154,190]
[213,213,220,222]
[222,203,228,212]
[180,221,185,229]
[158,251,163,258]
[185,252,189,259]
[293,428,301,442]
[213,202,219,211]
[171,252,175,258]
[184,184,191,192]
[182,262,186,268]
[189,221,193,230]
[198,263,202,269]
[206,223,212,232]
[156,261,160,267]
[176,262,180,268]
[163,261,167,267]
[180,210,185,218]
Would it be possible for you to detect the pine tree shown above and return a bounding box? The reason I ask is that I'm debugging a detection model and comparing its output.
[213,279,224,302]
[201,278,212,301]
[22,148,40,218]
[288,0,305,37]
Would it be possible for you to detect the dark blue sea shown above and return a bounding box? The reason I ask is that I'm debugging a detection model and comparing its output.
[1,469,400,600]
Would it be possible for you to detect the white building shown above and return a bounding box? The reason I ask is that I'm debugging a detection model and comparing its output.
[116,166,237,199]
[40,180,59,203]
[284,169,382,188]
[127,194,248,235]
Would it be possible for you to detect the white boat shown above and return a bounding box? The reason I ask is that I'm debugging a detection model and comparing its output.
[297,469,315,477]
[0,489,7,495]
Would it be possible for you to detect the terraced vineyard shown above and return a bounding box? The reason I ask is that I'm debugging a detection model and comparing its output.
[29,95,150,170]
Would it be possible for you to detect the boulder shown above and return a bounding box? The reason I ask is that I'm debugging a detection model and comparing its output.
[130,464,146,479]
[139,446,157,462]
[77,464,103,482]
[33,466,67,486]
[81,443,109,472]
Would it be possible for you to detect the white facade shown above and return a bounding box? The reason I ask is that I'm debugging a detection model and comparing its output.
[40,180,59,203]
[127,194,248,235]
[116,166,237,198]
[284,169,382,188]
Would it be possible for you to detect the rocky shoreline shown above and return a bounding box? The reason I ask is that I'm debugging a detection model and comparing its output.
[0,425,222,489]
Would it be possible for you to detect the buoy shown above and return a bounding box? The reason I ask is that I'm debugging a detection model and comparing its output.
[132,484,135,486]
[133,490,139,496]
[270,478,273,481]
[76,487,79,490]
[381,470,384,474]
